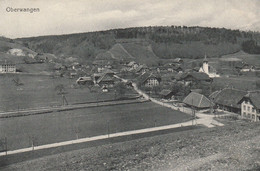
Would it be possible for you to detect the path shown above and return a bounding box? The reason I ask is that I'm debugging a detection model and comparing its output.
[0,119,196,156]
[115,75,224,128]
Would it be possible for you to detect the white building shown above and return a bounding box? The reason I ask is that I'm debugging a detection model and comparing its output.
[239,92,260,122]
[0,62,16,73]
[199,55,220,78]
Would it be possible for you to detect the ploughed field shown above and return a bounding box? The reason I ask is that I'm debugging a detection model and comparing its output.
[0,102,190,151]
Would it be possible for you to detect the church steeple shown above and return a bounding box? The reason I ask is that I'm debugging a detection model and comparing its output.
[202,54,209,74]
[203,54,208,63]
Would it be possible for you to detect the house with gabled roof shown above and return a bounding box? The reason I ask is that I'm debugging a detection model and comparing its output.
[183,92,212,110]
[137,72,161,87]
[180,72,212,85]
[238,91,260,121]
[211,88,247,114]
[159,89,174,99]
[0,61,16,73]
[96,73,115,87]
[76,76,94,85]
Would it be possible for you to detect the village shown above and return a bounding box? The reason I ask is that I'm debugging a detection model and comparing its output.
[0,26,260,171]
[2,46,259,120]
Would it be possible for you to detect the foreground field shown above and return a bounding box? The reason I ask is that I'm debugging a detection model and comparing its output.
[2,119,259,171]
[0,102,190,151]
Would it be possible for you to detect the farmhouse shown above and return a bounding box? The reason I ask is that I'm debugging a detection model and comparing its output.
[96,73,115,87]
[127,61,138,70]
[183,92,212,110]
[76,76,94,85]
[180,72,212,85]
[211,88,247,114]
[137,72,161,87]
[135,65,149,74]
[199,55,220,78]
[238,91,260,121]
[240,64,255,72]
[0,61,16,73]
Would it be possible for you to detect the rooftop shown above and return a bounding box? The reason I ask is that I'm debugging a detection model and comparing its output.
[183,92,212,109]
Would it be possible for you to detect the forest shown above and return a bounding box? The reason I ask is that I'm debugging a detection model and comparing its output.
[15,26,260,61]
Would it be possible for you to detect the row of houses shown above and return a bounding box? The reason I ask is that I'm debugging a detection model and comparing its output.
[76,70,116,91]
[182,88,260,122]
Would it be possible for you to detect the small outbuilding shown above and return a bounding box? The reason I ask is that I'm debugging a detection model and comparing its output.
[159,89,174,99]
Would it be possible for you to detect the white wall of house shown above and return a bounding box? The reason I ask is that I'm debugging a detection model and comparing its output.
[0,64,16,73]
[145,78,159,87]
[241,100,259,121]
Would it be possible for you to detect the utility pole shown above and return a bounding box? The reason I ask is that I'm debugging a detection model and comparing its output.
[5,137,7,155]
[62,94,68,106]
[107,121,110,138]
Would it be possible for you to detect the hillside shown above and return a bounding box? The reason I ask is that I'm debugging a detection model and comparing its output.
[2,119,260,170]
[221,50,260,66]
[14,26,260,63]
[0,37,55,73]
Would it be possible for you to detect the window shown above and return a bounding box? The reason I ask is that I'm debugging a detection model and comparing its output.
[248,106,250,111]
[243,105,246,110]
[252,108,255,113]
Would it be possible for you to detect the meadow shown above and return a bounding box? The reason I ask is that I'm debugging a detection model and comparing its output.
[0,102,191,151]
[0,74,136,112]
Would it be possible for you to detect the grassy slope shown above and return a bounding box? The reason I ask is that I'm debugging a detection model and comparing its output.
[2,119,259,171]
[221,50,260,66]
[121,42,159,66]
[212,76,260,90]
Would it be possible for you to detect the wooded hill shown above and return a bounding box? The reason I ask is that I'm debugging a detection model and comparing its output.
[13,26,260,63]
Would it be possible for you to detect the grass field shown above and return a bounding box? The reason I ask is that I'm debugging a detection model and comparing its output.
[2,119,259,171]
[0,74,136,112]
[221,50,260,67]
[212,76,260,90]
[0,102,190,151]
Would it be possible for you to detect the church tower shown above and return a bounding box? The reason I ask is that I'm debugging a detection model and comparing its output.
[202,54,209,74]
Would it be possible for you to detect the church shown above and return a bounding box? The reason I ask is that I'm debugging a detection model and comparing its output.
[199,55,220,78]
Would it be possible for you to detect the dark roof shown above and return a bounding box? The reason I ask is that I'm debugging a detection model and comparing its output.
[190,89,202,94]
[239,91,260,109]
[172,65,183,71]
[173,72,184,80]
[213,88,247,108]
[0,60,15,65]
[209,90,221,100]
[92,60,112,66]
[96,73,114,83]
[181,72,211,81]
[136,72,161,84]
[203,55,208,62]
[76,77,93,83]
[159,89,172,96]
[183,92,212,109]
[135,65,148,72]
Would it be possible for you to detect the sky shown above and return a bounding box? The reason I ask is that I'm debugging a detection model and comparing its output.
[0,0,260,38]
